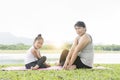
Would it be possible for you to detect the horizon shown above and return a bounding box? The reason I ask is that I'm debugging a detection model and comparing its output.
[0,0,120,46]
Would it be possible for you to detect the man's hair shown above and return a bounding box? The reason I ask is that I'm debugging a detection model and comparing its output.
[74,21,86,28]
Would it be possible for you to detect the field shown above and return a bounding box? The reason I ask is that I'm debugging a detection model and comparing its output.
[0,64,120,80]
[0,50,120,80]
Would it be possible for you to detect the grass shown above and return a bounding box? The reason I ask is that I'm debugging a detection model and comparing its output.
[0,64,120,80]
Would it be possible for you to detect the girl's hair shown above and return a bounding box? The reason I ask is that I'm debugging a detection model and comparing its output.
[34,34,43,43]
[74,21,86,28]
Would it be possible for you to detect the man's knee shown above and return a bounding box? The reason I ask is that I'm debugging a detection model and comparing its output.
[60,49,69,62]
[61,49,69,59]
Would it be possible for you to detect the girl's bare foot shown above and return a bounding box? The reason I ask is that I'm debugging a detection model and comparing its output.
[31,65,39,70]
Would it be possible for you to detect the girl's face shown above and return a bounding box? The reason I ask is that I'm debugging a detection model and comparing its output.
[34,39,44,49]
[75,26,86,36]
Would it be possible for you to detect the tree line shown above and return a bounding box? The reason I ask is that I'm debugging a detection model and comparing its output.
[94,44,120,51]
[0,43,56,50]
[0,43,120,51]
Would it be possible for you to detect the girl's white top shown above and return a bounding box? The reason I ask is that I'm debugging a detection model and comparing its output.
[24,46,38,64]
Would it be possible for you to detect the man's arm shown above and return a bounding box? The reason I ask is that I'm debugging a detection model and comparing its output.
[63,37,78,69]
[68,34,91,66]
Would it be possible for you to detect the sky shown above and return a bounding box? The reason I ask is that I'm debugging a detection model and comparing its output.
[0,0,120,47]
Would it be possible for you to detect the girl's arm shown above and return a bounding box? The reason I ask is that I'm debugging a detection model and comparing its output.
[31,49,41,59]
[38,51,42,58]
[68,34,91,66]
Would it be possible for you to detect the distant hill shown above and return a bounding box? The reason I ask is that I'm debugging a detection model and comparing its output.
[0,32,33,45]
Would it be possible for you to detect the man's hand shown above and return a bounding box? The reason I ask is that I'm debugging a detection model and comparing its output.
[63,63,68,70]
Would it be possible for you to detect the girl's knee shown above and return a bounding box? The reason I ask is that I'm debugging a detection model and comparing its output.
[42,56,47,61]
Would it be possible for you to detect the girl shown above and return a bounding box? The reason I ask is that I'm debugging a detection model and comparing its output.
[24,34,50,70]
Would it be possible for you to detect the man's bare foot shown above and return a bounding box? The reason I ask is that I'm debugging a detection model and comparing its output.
[31,65,39,70]
[68,65,76,70]
[55,62,60,66]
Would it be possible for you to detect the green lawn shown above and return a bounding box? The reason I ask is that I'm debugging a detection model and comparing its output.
[0,64,120,80]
